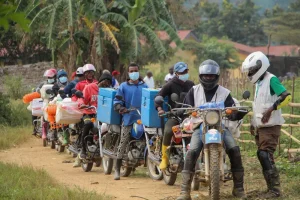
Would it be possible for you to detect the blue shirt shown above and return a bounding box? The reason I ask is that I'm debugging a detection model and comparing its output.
[114,81,148,126]
[64,79,79,97]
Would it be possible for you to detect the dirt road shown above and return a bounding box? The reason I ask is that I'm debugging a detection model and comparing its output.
[0,138,210,200]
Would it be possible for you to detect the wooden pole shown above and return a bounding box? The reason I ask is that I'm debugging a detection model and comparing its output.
[289,77,296,149]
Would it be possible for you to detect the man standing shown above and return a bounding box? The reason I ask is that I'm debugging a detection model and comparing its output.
[164,66,175,83]
[242,51,291,198]
[113,63,148,180]
[143,71,155,88]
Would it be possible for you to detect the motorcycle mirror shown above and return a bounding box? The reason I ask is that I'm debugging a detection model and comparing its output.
[154,96,164,104]
[115,95,124,101]
[242,91,251,100]
[171,93,179,102]
[75,91,84,98]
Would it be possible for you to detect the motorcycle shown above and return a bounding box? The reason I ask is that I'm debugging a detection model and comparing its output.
[102,95,159,178]
[184,91,251,200]
[152,94,195,185]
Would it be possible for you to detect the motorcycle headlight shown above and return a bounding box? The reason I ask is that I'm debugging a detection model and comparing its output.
[205,111,219,125]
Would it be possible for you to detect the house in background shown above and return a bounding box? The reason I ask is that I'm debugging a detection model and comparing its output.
[157,30,199,48]
[220,40,300,77]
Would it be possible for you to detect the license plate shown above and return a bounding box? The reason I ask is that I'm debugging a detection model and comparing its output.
[144,127,157,135]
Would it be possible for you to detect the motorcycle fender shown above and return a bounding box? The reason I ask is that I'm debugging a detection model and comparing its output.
[205,129,222,144]
[143,147,148,167]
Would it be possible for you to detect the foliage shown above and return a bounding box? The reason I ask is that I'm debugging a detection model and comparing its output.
[3,75,29,99]
[0,0,30,32]
[263,0,300,45]
[183,36,240,69]
[0,93,11,125]
[0,125,32,150]
[0,162,111,200]
[194,0,267,46]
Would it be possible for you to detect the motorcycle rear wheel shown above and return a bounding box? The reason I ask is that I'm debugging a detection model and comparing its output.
[50,141,55,149]
[82,162,93,172]
[163,171,177,185]
[209,144,220,200]
[42,138,47,147]
[147,156,163,180]
[120,166,132,177]
[102,156,113,175]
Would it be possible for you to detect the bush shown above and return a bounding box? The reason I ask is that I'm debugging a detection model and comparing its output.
[3,75,30,100]
[0,93,11,125]
[0,93,31,126]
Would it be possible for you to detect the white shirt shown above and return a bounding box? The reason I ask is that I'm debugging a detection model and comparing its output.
[113,79,119,89]
[164,73,175,82]
[143,76,155,88]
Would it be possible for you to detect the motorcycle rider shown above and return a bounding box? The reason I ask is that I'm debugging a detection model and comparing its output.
[32,68,57,136]
[78,72,113,159]
[177,60,246,200]
[242,51,291,198]
[155,62,194,170]
[52,69,69,97]
[113,63,148,180]
[64,67,84,97]
[75,64,98,92]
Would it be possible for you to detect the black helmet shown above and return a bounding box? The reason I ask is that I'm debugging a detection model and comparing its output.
[199,59,220,90]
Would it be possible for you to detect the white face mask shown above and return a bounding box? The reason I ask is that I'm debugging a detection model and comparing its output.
[47,78,55,84]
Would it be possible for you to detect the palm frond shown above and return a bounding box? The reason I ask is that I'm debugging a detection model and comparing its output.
[155,0,176,30]
[130,26,139,60]
[29,4,53,26]
[135,24,166,58]
[158,18,182,48]
[66,0,76,28]
[82,16,94,31]
[95,33,102,56]
[25,1,41,18]
[99,21,120,54]
[48,5,58,48]
[101,12,129,27]
[94,0,107,14]
[143,0,158,21]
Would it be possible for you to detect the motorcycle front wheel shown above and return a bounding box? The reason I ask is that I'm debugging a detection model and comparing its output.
[82,162,93,172]
[163,170,177,185]
[102,156,113,174]
[147,156,163,180]
[120,166,132,177]
[209,144,220,200]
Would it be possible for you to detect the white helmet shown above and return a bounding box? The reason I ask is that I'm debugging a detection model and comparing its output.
[242,51,270,84]
[82,64,96,73]
[76,67,84,75]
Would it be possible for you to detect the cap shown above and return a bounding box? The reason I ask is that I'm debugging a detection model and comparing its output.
[174,62,188,73]
[112,70,120,76]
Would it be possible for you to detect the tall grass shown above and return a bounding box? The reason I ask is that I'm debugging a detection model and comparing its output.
[0,125,32,150]
[0,162,111,200]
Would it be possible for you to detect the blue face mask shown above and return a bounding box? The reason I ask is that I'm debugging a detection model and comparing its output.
[128,72,139,81]
[178,73,189,82]
[47,78,55,84]
[59,76,68,84]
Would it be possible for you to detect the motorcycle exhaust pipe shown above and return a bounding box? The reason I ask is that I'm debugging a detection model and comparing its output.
[103,149,117,159]
[68,145,79,155]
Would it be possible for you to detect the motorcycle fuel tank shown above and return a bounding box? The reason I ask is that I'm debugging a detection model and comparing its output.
[131,123,144,139]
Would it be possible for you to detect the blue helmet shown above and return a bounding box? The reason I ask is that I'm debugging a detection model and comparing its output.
[57,69,68,78]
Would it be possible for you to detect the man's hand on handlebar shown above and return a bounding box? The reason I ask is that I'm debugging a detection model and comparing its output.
[119,107,128,114]
[157,107,165,116]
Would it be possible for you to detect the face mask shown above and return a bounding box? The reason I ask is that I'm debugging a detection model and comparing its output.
[178,73,189,82]
[59,76,68,84]
[128,72,139,81]
[47,78,55,84]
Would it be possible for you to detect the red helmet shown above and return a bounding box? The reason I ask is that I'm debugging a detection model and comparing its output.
[43,68,57,78]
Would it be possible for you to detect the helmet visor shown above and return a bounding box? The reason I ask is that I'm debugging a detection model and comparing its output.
[199,64,220,75]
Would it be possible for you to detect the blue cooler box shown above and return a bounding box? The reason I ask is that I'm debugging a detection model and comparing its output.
[141,88,162,128]
[97,88,121,125]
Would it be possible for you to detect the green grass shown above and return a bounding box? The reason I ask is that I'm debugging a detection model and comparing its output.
[0,125,32,150]
[0,162,111,200]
